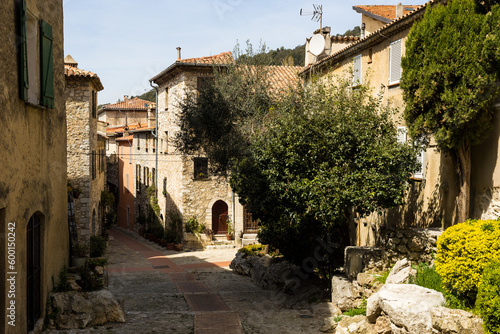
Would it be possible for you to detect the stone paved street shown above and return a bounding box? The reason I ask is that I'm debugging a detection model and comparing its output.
[44,227,329,334]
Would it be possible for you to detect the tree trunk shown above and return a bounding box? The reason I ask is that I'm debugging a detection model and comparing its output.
[454,139,471,223]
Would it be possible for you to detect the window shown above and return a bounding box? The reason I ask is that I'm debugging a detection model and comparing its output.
[396,126,407,144]
[19,1,54,108]
[152,168,156,186]
[98,150,102,173]
[163,177,167,195]
[389,39,402,85]
[129,143,132,164]
[194,157,208,179]
[144,167,150,187]
[145,134,149,152]
[92,91,97,118]
[152,133,155,153]
[126,174,129,192]
[136,164,141,193]
[92,151,96,180]
[368,48,373,64]
[137,133,140,150]
[352,54,362,86]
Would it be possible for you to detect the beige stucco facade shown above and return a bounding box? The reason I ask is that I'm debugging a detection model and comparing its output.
[302,4,500,246]
[0,0,68,332]
[65,60,107,242]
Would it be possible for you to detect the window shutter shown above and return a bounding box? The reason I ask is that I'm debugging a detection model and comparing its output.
[352,54,362,86]
[19,0,29,100]
[414,149,425,179]
[396,126,407,144]
[40,20,54,108]
[390,39,402,84]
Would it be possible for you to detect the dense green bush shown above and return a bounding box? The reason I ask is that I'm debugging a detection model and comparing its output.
[435,219,500,302]
[185,216,204,235]
[477,260,500,334]
[89,235,107,258]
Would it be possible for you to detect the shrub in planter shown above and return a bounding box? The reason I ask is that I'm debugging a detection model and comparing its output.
[89,235,107,258]
[477,260,500,334]
[435,219,500,302]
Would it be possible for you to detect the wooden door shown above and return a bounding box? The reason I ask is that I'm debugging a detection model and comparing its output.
[212,200,228,234]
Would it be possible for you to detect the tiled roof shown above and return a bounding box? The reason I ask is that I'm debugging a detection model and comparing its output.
[331,36,361,42]
[64,65,104,91]
[353,5,421,22]
[116,135,133,141]
[150,51,233,83]
[106,123,148,135]
[101,97,155,111]
[266,66,303,92]
[178,51,233,65]
[301,1,435,75]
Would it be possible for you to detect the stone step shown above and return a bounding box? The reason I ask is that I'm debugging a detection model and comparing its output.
[242,233,258,239]
[241,238,258,247]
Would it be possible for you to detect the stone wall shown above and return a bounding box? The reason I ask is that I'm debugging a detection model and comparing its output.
[345,228,442,279]
[154,67,245,236]
[66,78,106,241]
[0,0,68,332]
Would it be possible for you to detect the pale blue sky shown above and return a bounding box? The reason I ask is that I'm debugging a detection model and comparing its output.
[63,0,426,104]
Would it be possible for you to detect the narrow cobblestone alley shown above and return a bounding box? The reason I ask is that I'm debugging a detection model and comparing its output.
[44,228,328,334]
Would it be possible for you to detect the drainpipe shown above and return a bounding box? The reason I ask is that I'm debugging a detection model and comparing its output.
[150,81,159,197]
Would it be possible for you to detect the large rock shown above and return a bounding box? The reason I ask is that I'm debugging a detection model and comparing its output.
[48,290,125,329]
[431,306,484,334]
[87,290,126,326]
[335,315,376,334]
[331,276,363,311]
[260,259,302,293]
[366,284,445,333]
[230,252,258,276]
[385,258,415,284]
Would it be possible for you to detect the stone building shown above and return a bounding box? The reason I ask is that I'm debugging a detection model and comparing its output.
[98,96,154,128]
[65,55,107,242]
[301,2,500,246]
[116,135,136,230]
[148,50,301,245]
[0,0,68,332]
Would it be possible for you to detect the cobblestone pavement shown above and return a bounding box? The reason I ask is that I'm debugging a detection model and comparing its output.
[43,227,329,334]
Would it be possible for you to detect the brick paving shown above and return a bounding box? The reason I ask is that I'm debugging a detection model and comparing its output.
[44,227,328,333]
[109,228,244,333]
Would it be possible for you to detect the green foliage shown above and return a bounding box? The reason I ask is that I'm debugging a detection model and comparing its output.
[175,40,297,177]
[477,260,500,334]
[239,243,265,256]
[89,235,107,258]
[401,0,500,151]
[375,270,390,285]
[78,257,108,291]
[338,26,361,37]
[185,216,204,235]
[52,265,71,292]
[135,89,156,102]
[410,262,469,309]
[165,211,183,243]
[435,219,500,303]
[343,299,367,316]
[231,75,420,269]
[72,240,89,257]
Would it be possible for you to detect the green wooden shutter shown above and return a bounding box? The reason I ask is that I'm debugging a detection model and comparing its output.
[19,0,29,100]
[40,20,54,108]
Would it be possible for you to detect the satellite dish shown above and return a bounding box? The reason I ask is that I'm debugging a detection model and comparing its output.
[309,34,326,56]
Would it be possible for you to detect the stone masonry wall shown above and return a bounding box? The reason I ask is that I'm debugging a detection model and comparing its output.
[66,79,105,241]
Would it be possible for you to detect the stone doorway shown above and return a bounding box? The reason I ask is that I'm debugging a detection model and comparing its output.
[212,200,228,234]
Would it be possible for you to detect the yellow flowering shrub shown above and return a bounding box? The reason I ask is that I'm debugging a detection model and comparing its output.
[435,219,500,301]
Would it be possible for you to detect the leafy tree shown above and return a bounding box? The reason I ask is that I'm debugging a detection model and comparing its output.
[401,0,500,222]
[175,41,286,176]
[230,76,419,271]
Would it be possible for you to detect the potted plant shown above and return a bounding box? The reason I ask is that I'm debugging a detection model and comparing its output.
[226,217,233,241]
[71,241,89,268]
[164,229,176,250]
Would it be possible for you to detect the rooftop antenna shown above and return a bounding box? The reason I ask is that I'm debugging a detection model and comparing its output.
[300,4,323,31]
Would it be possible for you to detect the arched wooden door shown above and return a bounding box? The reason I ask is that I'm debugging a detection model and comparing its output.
[212,200,228,234]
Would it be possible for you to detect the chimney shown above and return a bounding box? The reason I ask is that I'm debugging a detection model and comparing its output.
[64,54,78,68]
[396,3,403,19]
[176,47,181,60]
[124,95,129,101]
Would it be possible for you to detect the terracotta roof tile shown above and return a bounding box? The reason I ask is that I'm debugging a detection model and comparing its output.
[116,135,133,141]
[265,66,303,92]
[353,5,420,21]
[106,123,149,134]
[179,51,233,65]
[64,65,104,91]
[101,97,155,111]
